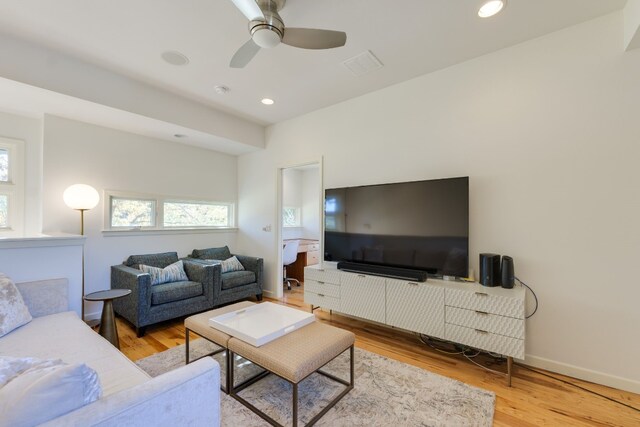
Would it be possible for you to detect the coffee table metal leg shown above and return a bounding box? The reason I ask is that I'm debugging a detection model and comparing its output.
[293,383,298,427]
[98,299,119,349]
[185,328,190,364]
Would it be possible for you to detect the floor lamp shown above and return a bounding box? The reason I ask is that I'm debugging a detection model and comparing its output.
[63,184,100,321]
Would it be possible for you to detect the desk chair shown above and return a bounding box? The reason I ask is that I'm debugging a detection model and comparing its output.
[283,240,301,290]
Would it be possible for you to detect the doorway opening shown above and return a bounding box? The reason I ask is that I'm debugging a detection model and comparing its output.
[276,160,323,303]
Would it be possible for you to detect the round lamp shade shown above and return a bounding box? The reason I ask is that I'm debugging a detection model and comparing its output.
[63,184,100,210]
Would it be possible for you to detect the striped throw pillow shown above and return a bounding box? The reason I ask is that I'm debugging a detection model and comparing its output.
[203,256,245,273]
[139,260,189,285]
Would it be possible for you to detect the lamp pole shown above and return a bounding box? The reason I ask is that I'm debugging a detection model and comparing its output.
[79,208,87,320]
[63,184,99,322]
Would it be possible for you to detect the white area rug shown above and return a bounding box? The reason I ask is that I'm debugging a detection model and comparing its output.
[136,338,495,426]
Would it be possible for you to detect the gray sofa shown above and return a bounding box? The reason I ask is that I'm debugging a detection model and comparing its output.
[189,246,263,306]
[111,252,218,337]
[0,278,220,426]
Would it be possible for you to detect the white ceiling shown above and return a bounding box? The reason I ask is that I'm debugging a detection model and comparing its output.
[0,0,628,127]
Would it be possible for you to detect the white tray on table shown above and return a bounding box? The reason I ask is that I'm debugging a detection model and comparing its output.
[208,302,315,347]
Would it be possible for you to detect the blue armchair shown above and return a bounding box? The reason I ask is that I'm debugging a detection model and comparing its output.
[111,252,218,337]
[188,246,263,306]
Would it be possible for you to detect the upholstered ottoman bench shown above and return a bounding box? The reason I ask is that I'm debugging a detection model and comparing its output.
[184,301,256,391]
[228,321,355,427]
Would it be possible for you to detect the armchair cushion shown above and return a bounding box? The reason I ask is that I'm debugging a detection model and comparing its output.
[151,281,203,306]
[125,252,179,269]
[191,246,231,261]
[139,260,188,286]
[221,271,257,290]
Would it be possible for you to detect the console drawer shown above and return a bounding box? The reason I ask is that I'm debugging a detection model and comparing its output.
[305,291,340,311]
[445,324,524,359]
[445,306,524,339]
[445,288,524,318]
[307,243,320,252]
[305,279,340,298]
[304,267,340,285]
[306,251,320,266]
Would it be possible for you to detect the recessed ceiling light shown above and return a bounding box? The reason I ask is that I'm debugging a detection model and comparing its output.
[161,51,190,66]
[478,0,506,18]
[261,98,275,105]
[174,134,187,138]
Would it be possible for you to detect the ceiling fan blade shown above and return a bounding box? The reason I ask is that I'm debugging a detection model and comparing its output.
[282,28,347,50]
[230,39,261,68]
[229,0,264,21]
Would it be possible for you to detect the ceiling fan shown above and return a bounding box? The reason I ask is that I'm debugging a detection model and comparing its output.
[229,0,347,68]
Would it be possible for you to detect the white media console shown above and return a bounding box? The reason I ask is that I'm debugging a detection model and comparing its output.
[304,263,526,385]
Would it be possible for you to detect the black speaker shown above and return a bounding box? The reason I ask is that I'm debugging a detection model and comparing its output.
[501,256,515,289]
[479,253,501,287]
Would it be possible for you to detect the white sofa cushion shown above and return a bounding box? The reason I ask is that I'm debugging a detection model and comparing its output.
[0,274,32,337]
[0,357,102,427]
[0,311,149,396]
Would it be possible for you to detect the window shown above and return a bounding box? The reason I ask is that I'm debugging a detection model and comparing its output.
[0,138,24,235]
[111,197,156,228]
[283,206,301,227]
[0,194,7,228]
[0,148,8,182]
[164,201,230,227]
[105,190,235,231]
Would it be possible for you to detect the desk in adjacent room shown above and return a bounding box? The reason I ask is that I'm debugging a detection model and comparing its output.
[284,238,320,282]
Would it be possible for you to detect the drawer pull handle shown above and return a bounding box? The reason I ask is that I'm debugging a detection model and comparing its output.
[317,281,325,285]
[408,282,419,286]
[475,310,489,316]
[318,269,324,272]
[475,329,489,334]
[357,274,366,278]
[318,294,325,297]
[475,292,488,297]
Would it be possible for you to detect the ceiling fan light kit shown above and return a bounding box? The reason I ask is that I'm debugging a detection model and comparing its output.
[229,0,347,68]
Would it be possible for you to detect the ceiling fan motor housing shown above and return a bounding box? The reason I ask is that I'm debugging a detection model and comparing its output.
[249,0,285,48]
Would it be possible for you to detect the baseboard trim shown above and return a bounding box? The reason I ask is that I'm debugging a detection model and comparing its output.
[524,354,640,394]
[84,310,101,323]
[262,290,276,298]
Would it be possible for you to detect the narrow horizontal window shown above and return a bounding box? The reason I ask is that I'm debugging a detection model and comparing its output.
[104,190,236,232]
[110,197,156,228]
[164,201,230,227]
[0,194,8,228]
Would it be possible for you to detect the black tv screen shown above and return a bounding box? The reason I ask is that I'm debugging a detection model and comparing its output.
[324,177,469,278]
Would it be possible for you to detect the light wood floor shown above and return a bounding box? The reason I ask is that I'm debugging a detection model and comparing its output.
[116,283,640,426]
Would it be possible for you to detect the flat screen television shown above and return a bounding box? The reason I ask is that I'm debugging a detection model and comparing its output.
[324,177,469,278]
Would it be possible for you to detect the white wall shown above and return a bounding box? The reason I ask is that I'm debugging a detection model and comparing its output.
[42,115,239,319]
[282,167,321,241]
[0,237,84,316]
[301,169,321,240]
[282,168,302,240]
[0,110,42,235]
[237,12,640,392]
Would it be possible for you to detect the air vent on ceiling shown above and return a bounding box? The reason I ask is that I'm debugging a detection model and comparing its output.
[342,50,383,77]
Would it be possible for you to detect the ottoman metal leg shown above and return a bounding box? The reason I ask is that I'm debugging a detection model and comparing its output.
[229,345,355,427]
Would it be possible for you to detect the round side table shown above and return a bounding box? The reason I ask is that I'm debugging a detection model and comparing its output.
[84,289,131,349]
